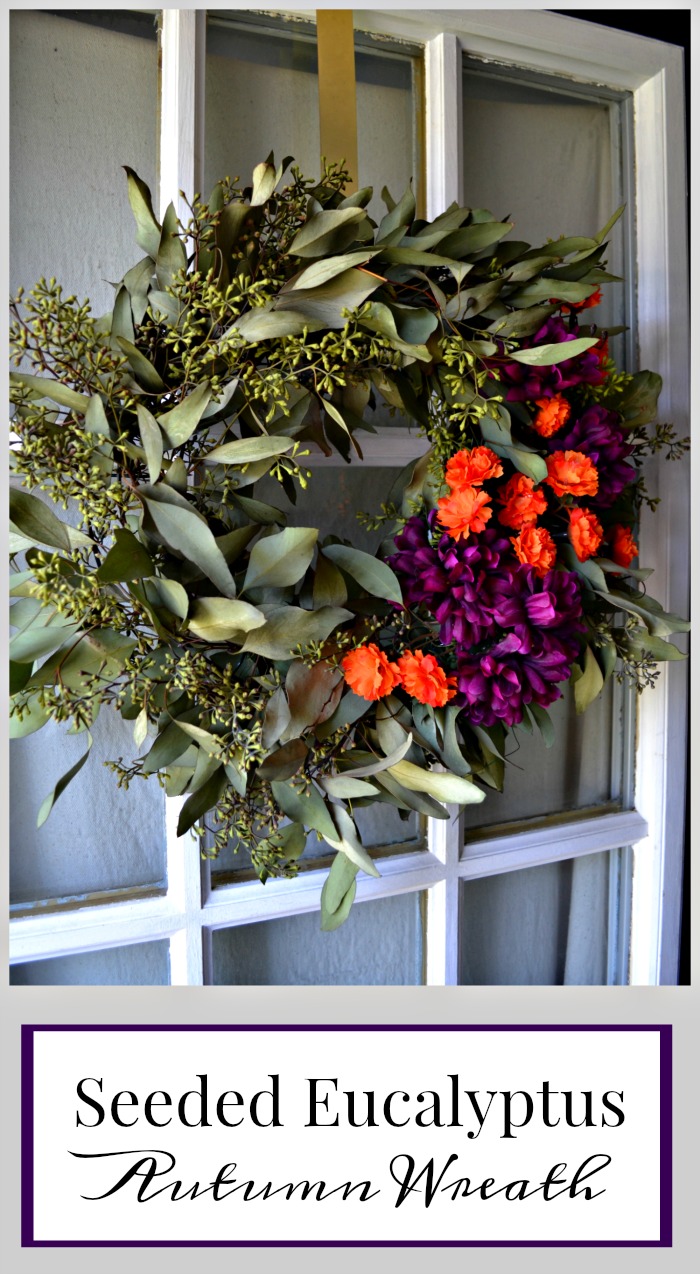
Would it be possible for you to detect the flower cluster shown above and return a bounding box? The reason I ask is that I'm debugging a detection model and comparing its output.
[342,644,456,708]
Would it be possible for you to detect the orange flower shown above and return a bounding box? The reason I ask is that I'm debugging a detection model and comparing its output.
[545,450,599,499]
[568,507,604,562]
[497,473,548,529]
[608,524,639,569]
[437,485,492,541]
[445,446,503,491]
[397,650,457,707]
[560,287,603,314]
[531,394,571,438]
[510,526,557,578]
[342,644,400,701]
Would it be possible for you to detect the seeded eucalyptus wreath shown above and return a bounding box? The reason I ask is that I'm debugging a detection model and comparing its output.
[9,157,688,928]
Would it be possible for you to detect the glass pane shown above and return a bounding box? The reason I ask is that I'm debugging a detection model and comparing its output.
[10,711,167,905]
[462,679,618,834]
[205,16,419,224]
[255,466,405,553]
[211,892,425,984]
[10,10,164,905]
[462,65,624,330]
[460,852,610,986]
[10,940,170,986]
[10,10,158,313]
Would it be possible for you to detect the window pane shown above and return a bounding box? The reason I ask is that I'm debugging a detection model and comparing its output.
[460,852,610,986]
[10,11,164,905]
[10,714,167,905]
[211,892,425,984]
[205,16,419,223]
[10,940,169,986]
[462,679,618,834]
[10,10,158,312]
[462,64,624,330]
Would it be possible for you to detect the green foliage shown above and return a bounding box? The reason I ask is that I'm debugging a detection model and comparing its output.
[9,156,687,927]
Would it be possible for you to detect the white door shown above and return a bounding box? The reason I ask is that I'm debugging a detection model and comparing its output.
[9,9,688,987]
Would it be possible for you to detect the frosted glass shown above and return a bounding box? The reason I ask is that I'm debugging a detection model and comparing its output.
[462,678,617,833]
[205,20,417,223]
[212,892,425,985]
[10,710,167,904]
[255,465,405,552]
[462,67,623,330]
[460,852,610,986]
[10,940,169,987]
[10,11,158,313]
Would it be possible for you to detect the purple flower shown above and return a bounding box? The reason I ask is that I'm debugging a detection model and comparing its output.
[551,404,636,506]
[496,316,607,403]
[392,515,513,649]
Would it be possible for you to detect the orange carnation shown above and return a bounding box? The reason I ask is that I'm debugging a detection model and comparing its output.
[445,446,503,491]
[397,650,457,708]
[510,526,557,578]
[568,507,604,562]
[545,450,599,499]
[608,524,639,569]
[497,473,548,529]
[531,394,571,438]
[437,485,492,541]
[342,643,400,701]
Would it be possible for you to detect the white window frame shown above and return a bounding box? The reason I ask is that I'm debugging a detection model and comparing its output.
[9,10,688,987]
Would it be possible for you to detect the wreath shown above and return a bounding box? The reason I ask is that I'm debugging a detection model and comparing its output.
[9,157,689,929]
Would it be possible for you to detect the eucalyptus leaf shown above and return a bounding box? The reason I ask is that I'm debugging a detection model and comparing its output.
[37,735,93,827]
[96,529,154,582]
[136,404,164,483]
[177,766,229,835]
[388,760,485,805]
[323,543,404,605]
[243,526,318,592]
[10,372,91,413]
[289,208,365,258]
[320,852,358,930]
[507,336,598,366]
[137,485,238,598]
[188,597,266,642]
[270,779,337,841]
[10,487,92,552]
[158,381,212,448]
[124,166,161,258]
[205,435,294,465]
[572,645,605,714]
[241,605,353,660]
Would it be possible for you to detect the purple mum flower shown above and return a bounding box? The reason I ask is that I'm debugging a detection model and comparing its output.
[551,404,636,506]
[392,514,513,649]
[497,316,607,403]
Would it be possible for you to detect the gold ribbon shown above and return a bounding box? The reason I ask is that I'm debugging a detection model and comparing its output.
[316,10,359,193]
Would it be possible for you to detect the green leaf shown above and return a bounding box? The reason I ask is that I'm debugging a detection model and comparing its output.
[284,660,343,737]
[270,779,337,841]
[234,307,325,342]
[594,204,625,244]
[177,766,229,836]
[156,202,187,290]
[507,336,598,366]
[10,371,91,413]
[188,597,266,642]
[158,382,212,448]
[527,702,556,747]
[115,337,167,392]
[377,184,416,241]
[572,645,605,713]
[134,405,163,483]
[375,769,448,819]
[205,435,294,465]
[147,576,189,620]
[320,776,379,800]
[388,760,485,805]
[341,733,413,778]
[286,250,378,290]
[251,159,281,206]
[9,616,82,664]
[10,660,32,694]
[274,268,381,328]
[232,493,287,526]
[133,707,149,750]
[241,605,352,660]
[243,526,318,592]
[137,485,237,598]
[624,632,686,662]
[10,487,92,552]
[313,553,348,608]
[124,166,161,258]
[96,529,154,582]
[322,543,404,605]
[616,370,663,427]
[10,695,52,738]
[289,208,366,258]
[37,735,92,827]
[321,853,358,930]
[256,738,308,781]
[142,717,196,773]
[323,803,380,877]
[438,221,513,257]
[603,588,690,638]
[261,686,291,749]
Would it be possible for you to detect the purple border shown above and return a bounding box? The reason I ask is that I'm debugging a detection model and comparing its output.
[21,1024,672,1250]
